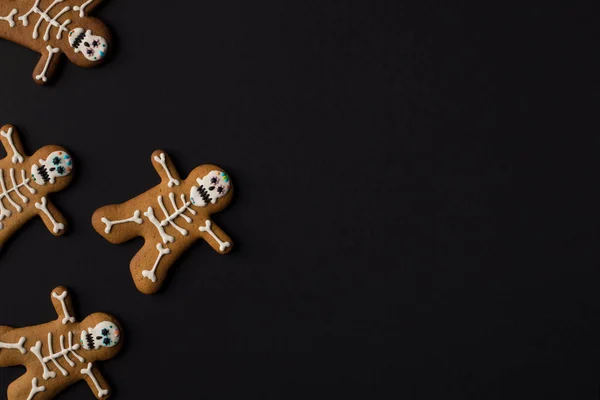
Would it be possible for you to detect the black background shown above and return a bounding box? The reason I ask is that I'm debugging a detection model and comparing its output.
[0,1,599,399]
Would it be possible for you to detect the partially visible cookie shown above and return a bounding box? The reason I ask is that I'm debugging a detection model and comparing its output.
[92,150,235,294]
[0,286,123,399]
[0,0,111,84]
[0,124,74,247]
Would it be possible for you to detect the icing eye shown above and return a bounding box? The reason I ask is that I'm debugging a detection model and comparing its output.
[101,328,109,336]
[92,40,99,48]
[103,338,111,346]
[86,49,94,56]
[52,157,61,165]
[56,166,65,175]
[217,186,224,194]
[210,177,218,184]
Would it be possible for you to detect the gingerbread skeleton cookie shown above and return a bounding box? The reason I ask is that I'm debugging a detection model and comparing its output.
[0,124,73,247]
[92,150,234,294]
[0,286,122,399]
[0,0,111,84]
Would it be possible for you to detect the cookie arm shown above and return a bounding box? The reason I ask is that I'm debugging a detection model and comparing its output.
[35,197,67,236]
[0,125,26,164]
[50,286,76,324]
[151,150,181,188]
[196,218,233,254]
[73,0,104,17]
[33,46,62,85]
[80,362,111,399]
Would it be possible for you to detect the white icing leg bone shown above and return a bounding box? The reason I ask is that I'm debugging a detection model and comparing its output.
[144,207,174,243]
[35,197,64,233]
[101,210,143,234]
[199,220,231,252]
[81,362,109,398]
[154,153,180,187]
[0,337,27,354]
[36,46,60,83]
[52,290,75,324]
[26,378,46,400]
[73,0,93,17]
[0,127,23,163]
[142,243,171,283]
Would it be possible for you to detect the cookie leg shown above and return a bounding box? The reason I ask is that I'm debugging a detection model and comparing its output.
[7,374,47,400]
[92,204,144,244]
[130,240,190,294]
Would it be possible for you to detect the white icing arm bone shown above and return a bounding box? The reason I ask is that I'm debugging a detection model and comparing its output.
[101,209,143,234]
[153,153,180,187]
[35,197,65,234]
[26,378,46,400]
[52,290,75,324]
[73,0,94,17]
[199,220,231,252]
[0,9,17,27]
[0,127,24,163]
[142,243,171,283]
[0,337,27,354]
[81,362,109,398]
[36,46,60,83]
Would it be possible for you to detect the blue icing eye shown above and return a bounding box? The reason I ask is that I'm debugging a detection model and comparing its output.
[103,338,111,346]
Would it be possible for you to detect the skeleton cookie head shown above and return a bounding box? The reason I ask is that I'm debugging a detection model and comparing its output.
[81,321,121,350]
[69,28,108,61]
[31,151,73,186]
[191,170,232,207]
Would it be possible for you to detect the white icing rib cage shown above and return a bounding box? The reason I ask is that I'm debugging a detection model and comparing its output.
[0,168,37,229]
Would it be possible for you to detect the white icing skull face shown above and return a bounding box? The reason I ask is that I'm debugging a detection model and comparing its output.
[190,171,231,207]
[80,321,120,350]
[68,28,108,61]
[31,151,73,186]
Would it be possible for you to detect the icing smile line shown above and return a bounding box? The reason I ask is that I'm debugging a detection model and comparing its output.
[84,332,94,349]
[37,165,50,183]
[198,185,212,204]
